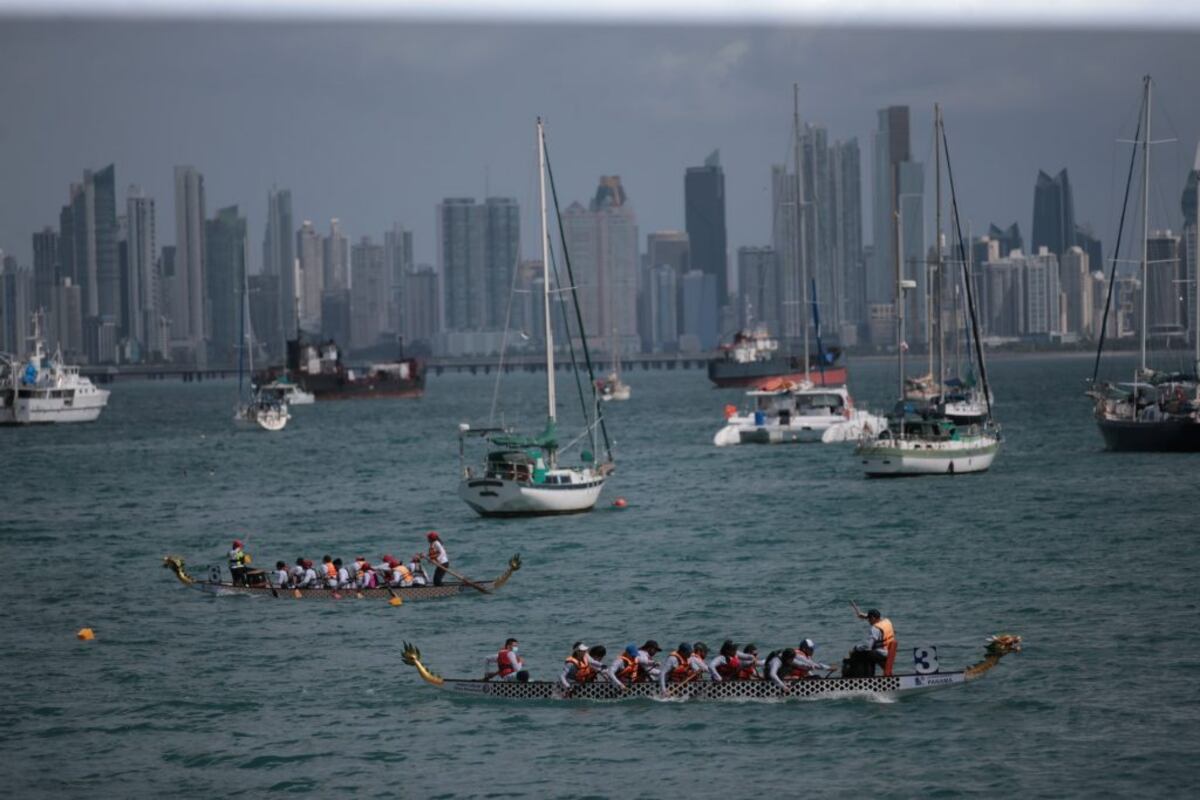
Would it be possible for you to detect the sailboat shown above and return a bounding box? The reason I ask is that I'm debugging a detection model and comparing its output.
[234,263,289,432]
[856,103,1001,476]
[457,118,614,516]
[1088,76,1200,451]
[596,329,631,401]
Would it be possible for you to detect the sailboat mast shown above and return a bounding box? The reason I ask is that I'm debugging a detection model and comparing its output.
[238,259,246,399]
[934,103,945,390]
[1139,75,1151,374]
[895,163,905,402]
[538,118,557,429]
[793,83,810,382]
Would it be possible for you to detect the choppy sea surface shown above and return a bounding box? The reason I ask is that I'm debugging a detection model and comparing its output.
[1,352,1197,797]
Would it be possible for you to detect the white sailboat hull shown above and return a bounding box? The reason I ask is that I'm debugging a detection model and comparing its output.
[458,474,605,516]
[856,436,1000,476]
[234,404,290,432]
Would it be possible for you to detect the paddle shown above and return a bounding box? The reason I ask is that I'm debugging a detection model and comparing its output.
[663,668,702,699]
[418,555,491,595]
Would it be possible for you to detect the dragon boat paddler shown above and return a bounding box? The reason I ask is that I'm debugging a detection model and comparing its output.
[426,531,449,587]
[227,539,249,585]
[487,638,529,682]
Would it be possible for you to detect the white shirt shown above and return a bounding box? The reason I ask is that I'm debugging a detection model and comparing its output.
[336,567,351,588]
[409,562,427,585]
[855,624,887,656]
[794,651,832,674]
[272,568,289,587]
[301,567,318,587]
[429,541,448,564]
[658,653,693,692]
[766,656,794,688]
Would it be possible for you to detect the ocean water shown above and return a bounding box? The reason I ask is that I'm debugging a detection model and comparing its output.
[1,352,1196,797]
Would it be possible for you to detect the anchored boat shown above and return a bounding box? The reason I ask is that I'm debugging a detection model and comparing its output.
[162,555,520,600]
[714,383,885,446]
[400,635,1020,702]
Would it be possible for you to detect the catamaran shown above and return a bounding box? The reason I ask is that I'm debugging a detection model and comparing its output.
[458,118,614,516]
[1088,76,1200,451]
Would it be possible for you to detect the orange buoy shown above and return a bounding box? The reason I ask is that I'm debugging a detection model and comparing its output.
[613,497,628,508]
[76,628,95,640]
[389,596,403,607]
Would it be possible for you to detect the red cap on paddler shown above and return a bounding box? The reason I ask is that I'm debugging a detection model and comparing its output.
[233,539,242,547]
[426,531,439,541]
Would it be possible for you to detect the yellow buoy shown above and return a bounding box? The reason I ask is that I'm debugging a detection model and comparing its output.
[77,628,95,640]
[389,596,403,607]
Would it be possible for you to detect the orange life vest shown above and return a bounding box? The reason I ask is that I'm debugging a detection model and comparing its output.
[393,564,413,582]
[736,658,759,680]
[615,652,639,682]
[714,656,741,680]
[323,562,336,579]
[565,655,596,683]
[873,618,898,675]
[667,651,693,682]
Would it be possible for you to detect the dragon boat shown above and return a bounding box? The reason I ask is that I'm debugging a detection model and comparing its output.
[400,635,1021,702]
[162,555,520,600]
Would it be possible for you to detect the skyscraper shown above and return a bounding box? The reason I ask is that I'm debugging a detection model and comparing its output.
[1144,231,1183,335]
[437,198,485,331]
[322,218,349,291]
[772,164,801,339]
[204,205,247,363]
[350,236,388,349]
[831,138,864,333]
[560,177,640,354]
[736,246,776,332]
[644,230,689,348]
[296,221,322,329]
[91,165,119,324]
[404,265,439,350]
[384,223,413,336]
[684,150,728,305]
[870,106,910,308]
[988,223,1024,258]
[263,188,296,336]
[0,259,32,356]
[173,165,207,356]
[32,227,59,325]
[1032,168,1076,258]
[1182,144,1199,345]
[484,198,520,330]
[126,187,158,357]
[1060,246,1092,337]
[645,263,679,353]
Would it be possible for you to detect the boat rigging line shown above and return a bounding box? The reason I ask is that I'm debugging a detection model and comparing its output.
[543,131,614,465]
[1090,79,1146,386]
[940,110,993,419]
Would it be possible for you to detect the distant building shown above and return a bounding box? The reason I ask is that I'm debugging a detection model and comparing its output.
[91,165,120,324]
[1032,168,1076,259]
[484,198,520,330]
[204,205,249,364]
[831,138,864,334]
[173,166,207,360]
[350,236,388,349]
[560,177,640,355]
[1144,230,1183,341]
[323,218,349,292]
[1182,145,1199,345]
[126,187,159,358]
[1024,248,1061,335]
[644,230,689,349]
[384,223,414,336]
[1060,246,1093,337]
[680,269,718,351]
[0,260,32,356]
[988,223,1024,258]
[737,246,776,332]
[320,288,351,347]
[438,198,485,332]
[248,274,281,364]
[645,263,678,353]
[1074,224,1104,276]
[403,264,439,349]
[685,150,728,309]
[296,221,322,330]
[771,164,800,340]
[263,188,296,337]
[32,227,59,348]
[55,278,83,357]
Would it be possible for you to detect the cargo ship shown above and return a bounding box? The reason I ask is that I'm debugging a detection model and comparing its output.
[707,328,846,389]
[259,338,424,401]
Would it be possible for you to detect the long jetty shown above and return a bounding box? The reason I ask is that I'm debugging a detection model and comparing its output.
[78,353,715,383]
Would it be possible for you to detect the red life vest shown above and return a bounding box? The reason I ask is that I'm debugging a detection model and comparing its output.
[496,649,518,678]
[614,652,639,682]
[714,656,741,680]
[566,655,596,683]
[667,651,693,682]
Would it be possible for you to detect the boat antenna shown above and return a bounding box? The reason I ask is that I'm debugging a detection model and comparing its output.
[940,111,992,418]
[543,127,614,464]
[1089,82,1146,385]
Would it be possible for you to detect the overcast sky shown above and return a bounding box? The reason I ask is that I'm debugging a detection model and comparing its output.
[1,18,1198,274]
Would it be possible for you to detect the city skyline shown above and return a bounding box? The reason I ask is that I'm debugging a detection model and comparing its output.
[1,22,1199,274]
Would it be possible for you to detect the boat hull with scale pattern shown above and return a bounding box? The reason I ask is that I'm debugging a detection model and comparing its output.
[401,636,1021,702]
[163,555,520,599]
